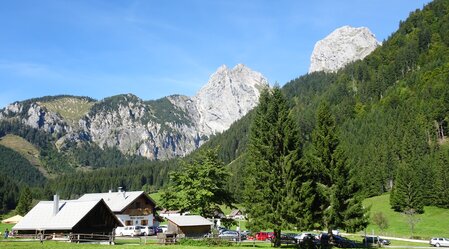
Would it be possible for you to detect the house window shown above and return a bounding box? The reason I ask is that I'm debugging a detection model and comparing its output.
[125,220,132,226]
[141,220,148,226]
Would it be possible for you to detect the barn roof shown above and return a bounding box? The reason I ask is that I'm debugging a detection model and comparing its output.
[13,199,109,231]
[78,190,155,212]
[167,215,213,227]
[2,215,23,224]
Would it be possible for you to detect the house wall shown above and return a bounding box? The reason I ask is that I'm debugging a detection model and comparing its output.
[116,195,157,226]
[167,221,211,238]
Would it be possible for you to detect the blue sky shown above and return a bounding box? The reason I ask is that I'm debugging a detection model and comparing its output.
[0,0,431,108]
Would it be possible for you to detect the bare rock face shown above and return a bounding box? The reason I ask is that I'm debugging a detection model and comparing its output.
[309,26,380,73]
[0,64,268,161]
[194,64,269,134]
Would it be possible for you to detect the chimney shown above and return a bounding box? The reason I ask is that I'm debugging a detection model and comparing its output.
[118,187,122,193]
[109,189,112,193]
[53,194,59,216]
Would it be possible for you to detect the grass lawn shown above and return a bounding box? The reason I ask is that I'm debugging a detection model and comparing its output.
[0,223,14,236]
[363,194,449,239]
[0,240,274,249]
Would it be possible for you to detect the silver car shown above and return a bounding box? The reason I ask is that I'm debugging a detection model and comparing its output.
[430,238,449,247]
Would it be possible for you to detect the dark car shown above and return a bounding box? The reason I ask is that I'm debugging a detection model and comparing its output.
[363,236,391,245]
[218,230,246,241]
[271,233,297,245]
[318,233,356,248]
[333,235,356,248]
[150,226,162,234]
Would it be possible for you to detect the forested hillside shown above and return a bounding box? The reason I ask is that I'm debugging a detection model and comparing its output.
[194,0,449,209]
[2,0,449,214]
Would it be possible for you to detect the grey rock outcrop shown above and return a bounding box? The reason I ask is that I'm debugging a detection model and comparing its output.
[0,64,268,161]
[309,26,380,73]
[194,64,269,134]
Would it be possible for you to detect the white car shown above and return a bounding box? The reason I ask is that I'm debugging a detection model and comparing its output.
[141,226,156,236]
[115,226,142,237]
[430,238,449,247]
[159,225,168,233]
[294,232,315,242]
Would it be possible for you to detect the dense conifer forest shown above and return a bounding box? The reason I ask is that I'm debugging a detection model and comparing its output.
[1,0,449,214]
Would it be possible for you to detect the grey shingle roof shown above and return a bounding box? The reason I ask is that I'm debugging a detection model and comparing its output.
[78,191,150,212]
[167,215,213,227]
[13,199,102,231]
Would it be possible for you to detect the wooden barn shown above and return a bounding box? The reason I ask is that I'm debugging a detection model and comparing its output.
[12,195,121,235]
[166,215,212,238]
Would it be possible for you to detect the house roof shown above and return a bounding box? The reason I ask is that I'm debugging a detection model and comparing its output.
[2,215,23,224]
[160,209,181,214]
[167,215,213,227]
[78,190,155,213]
[229,209,242,217]
[13,199,105,231]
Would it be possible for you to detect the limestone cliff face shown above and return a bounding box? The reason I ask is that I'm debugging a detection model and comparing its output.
[194,64,269,134]
[0,64,268,160]
[309,26,380,73]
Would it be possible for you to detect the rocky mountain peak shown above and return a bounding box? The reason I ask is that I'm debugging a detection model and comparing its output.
[309,25,380,73]
[194,64,269,134]
[0,64,269,161]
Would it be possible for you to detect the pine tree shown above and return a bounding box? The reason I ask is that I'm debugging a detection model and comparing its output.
[433,149,449,208]
[390,162,424,213]
[309,101,368,235]
[16,187,33,216]
[243,87,302,247]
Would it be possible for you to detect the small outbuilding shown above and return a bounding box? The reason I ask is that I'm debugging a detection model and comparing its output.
[2,215,23,224]
[166,215,212,238]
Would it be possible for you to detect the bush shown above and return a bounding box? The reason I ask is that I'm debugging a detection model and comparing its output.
[179,238,233,247]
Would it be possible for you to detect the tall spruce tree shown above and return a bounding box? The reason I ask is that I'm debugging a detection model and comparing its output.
[16,187,32,216]
[309,101,368,235]
[390,162,424,213]
[243,86,302,247]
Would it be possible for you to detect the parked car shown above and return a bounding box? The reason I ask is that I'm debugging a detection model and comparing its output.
[158,225,168,233]
[363,236,391,245]
[295,232,316,243]
[141,226,156,236]
[317,233,355,248]
[218,230,246,241]
[255,231,274,241]
[333,235,356,248]
[271,233,297,245]
[115,226,143,237]
[151,226,162,234]
[218,227,228,234]
[430,238,449,247]
[298,234,321,247]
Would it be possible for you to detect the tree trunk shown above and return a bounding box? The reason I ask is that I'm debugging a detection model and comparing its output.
[273,229,281,247]
[327,227,334,248]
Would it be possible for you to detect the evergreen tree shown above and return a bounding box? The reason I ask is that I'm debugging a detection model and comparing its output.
[390,162,424,213]
[433,149,449,208]
[309,102,368,235]
[328,147,369,233]
[16,187,33,216]
[243,87,302,247]
[159,148,234,217]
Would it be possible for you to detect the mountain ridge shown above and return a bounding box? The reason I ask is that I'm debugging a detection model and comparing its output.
[0,64,268,163]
